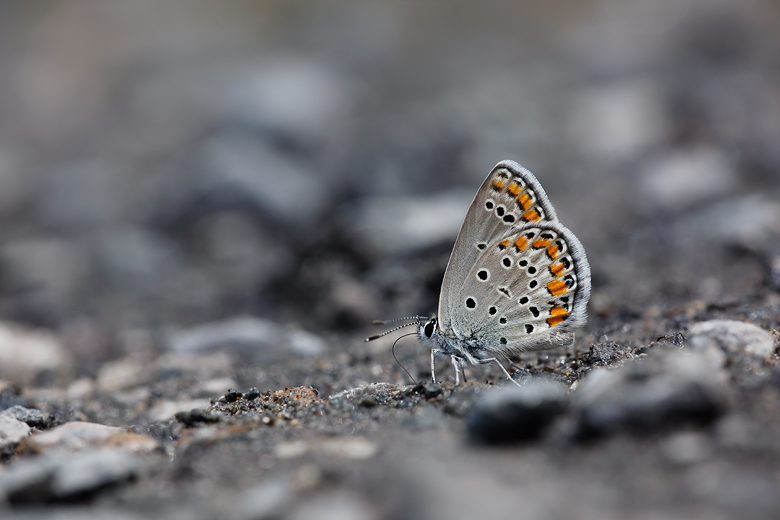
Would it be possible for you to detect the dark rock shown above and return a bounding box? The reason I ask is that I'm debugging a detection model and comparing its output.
[573,350,726,438]
[243,387,261,400]
[0,406,46,428]
[174,409,221,427]
[467,379,568,444]
[358,395,377,408]
[223,389,242,403]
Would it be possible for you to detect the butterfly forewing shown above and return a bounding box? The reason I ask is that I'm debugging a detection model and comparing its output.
[450,221,590,354]
[438,160,559,332]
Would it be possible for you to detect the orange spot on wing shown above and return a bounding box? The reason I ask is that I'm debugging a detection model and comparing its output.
[514,237,528,251]
[546,244,559,259]
[547,315,566,327]
[533,237,552,249]
[549,262,565,276]
[550,306,568,316]
[517,193,532,210]
[522,209,541,222]
[491,179,506,191]
[498,239,510,250]
[547,279,568,296]
[507,182,521,196]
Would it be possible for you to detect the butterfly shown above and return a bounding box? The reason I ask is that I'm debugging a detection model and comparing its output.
[368,160,591,386]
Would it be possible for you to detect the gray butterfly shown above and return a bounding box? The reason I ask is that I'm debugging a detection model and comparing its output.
[368,160,591,386]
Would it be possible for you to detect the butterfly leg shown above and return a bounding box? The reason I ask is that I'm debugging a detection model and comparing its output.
[430,349,445,383]
[478,357,522,387]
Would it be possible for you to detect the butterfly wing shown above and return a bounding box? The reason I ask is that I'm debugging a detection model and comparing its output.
[451,220,591,353]
[438,160,560,333]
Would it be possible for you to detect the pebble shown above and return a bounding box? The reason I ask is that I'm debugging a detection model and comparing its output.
[672,195,780,252]
[232,479,293,520]
[638,147,737,211]
[573,349,726,437]
[223,57,353,148]
[0,416,31,455]
[0,406,45,428]
[96,357,148,392]
[24,422,157,454]
[467,379,568,444]
[274,437,378,460]
[0,449,141,503]
[200,133,329,224]
[348,188,475,254]
[147,399,214,423]
[688,320,776,359]
[166,317,325,359]
[0,322,71,383]
[567,80,667,160]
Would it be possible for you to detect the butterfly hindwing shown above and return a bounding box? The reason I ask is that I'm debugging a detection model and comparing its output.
[438,160,559,331]
[450,221,591,354]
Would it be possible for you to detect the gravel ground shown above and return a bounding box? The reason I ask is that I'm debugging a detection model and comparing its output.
[1,1,779,519]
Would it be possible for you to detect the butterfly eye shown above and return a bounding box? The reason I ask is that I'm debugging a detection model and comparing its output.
[424,321,435,338]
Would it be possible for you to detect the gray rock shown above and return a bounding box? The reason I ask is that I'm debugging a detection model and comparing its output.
[573,349,726,437]
[568,80,668,161]
[467,379,568,444]
[638,147,737,211]
[0,322,71,383]
[0,416,31,455]
[52,449,141,498]
[348,188,474,254]
[0,449,141,503]
[223,57,354,147]
[232,479,293,520]
[25,422,157,454]
[0,238,90,313]
[0,406,45,428]
[672,195,780,252]
[166,317,325,359]
[200,132,329,224]
[95,225,179,284]
[688,320,776,359]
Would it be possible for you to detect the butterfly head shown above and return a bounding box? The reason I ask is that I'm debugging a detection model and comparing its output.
[416,316,439,343]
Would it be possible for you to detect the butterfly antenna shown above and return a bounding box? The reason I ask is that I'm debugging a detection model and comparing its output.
[392,332,418,384]
[365,320,421,342]
[371,316,428,326]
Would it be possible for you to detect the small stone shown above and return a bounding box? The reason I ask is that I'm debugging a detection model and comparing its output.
[147,398,214,423]
[358,395,377,408]
[223,389,242,403]
[0,416,31,455]
[175,409,220,427]
[688,320,776,359]
[0,449,141,503]
[233,479,293,520]
[24,422,157,454]
[0,406,45,428]
[348,188,475,254]
[244,387,261,400]
[573,349,726,438]
[638,147,737,211]
[96,357,148,392]
[0,322,71,383]
[51,449,140,498]
[467,379,568,444]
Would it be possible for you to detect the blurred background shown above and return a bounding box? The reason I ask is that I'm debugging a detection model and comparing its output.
[0,0,779,386]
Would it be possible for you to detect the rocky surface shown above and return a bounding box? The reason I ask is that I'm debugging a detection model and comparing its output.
[1,1,780,519]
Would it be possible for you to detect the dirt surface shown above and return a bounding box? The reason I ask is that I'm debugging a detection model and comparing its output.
[1,1,780,519]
